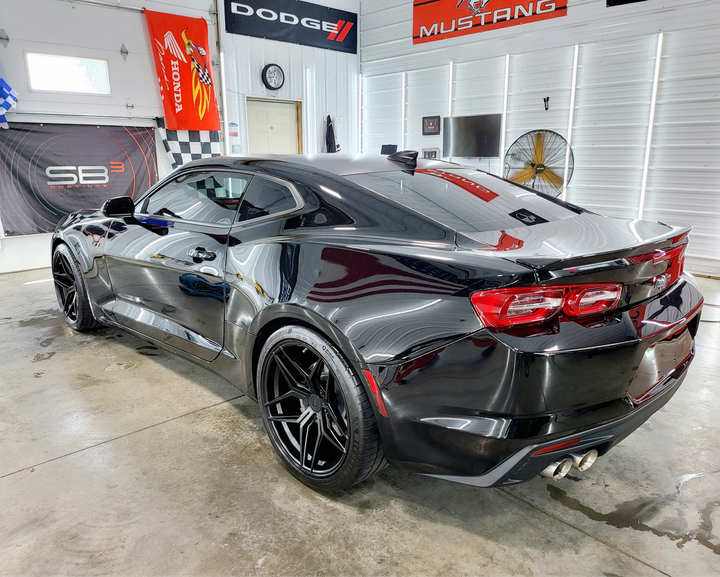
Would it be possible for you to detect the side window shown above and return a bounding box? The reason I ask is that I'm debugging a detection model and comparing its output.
[237,177,296,223]
[143,172,252,225]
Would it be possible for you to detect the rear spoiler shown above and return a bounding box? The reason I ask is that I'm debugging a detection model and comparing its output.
[515,227,691,271]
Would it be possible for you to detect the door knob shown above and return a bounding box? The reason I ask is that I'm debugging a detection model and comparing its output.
[188,247,217,263]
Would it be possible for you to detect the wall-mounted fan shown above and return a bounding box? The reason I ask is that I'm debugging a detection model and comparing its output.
[504,130,574,197]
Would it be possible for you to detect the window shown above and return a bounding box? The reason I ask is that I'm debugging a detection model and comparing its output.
[345,170,576,234]
[26,53,110,95]
[144,172,252,225]
[237,178,297,223]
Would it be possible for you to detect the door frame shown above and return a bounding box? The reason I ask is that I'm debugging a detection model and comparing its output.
[246,97,303,154]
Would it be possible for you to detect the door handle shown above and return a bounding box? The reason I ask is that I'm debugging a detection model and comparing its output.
[188,247,217,263]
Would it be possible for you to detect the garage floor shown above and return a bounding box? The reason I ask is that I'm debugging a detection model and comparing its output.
[1,268,719,576]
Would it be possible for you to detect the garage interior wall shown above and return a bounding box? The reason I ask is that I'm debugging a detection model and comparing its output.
[219,0,360,156]
[360,0,720,276]
[0,0,218,274]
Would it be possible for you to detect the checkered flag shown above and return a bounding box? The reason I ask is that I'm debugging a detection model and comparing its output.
[0,78,18,130]
[156,117,222,169]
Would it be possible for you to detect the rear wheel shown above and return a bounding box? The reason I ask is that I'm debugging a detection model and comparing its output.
[257,325,386,491]
[52,243,99,332]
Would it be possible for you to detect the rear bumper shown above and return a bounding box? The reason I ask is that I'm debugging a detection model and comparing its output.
[428,348,692,487]
[369,275,703,484]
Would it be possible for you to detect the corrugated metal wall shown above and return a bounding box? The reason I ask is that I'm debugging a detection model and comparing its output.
[359,0,720,275]
[568,37,657,220]
[644,27,720,275]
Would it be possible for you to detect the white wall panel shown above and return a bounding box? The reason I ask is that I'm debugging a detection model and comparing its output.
[564,37,656,220]
[362,73,403,153]
[452,57,505,118]
[405,66,449,153]
[644,27,720,275]
[505,47,574,159]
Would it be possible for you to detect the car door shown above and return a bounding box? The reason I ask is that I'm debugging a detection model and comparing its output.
[103,170,253,361]
[223,175,304,338]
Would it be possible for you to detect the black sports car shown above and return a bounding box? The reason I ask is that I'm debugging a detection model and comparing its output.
[51,152,703,491]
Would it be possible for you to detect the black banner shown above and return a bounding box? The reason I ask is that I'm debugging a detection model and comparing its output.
[0,123,157,236]
[224,0,357,54]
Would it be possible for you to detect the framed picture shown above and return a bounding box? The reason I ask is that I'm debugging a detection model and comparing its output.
[422,148,440,159]
[422,116,441,136]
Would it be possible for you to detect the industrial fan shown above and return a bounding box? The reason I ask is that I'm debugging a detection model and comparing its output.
[504,130,574,197]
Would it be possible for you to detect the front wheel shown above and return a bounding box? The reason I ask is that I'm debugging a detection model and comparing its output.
[52,243,99,332]
[257,325,386,491]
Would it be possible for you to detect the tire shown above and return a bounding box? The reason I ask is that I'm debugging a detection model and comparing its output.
[52,243,99,332]
[257,325,387,491]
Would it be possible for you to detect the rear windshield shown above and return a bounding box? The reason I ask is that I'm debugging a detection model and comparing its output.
[345,169,577,233]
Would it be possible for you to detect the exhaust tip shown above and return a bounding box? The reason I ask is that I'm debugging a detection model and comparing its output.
[540,458,573,481]
[569,449,598,471]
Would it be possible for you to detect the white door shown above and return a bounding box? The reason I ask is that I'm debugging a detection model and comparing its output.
[247,100,299,154]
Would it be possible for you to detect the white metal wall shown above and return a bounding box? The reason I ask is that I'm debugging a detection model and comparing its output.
[218,0,361,155]
[360,0,720,275]
[643,27,720,276]
[361,73,403,154]
[568,37,657,220]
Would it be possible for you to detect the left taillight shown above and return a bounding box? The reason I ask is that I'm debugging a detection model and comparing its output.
[470,284,622,330]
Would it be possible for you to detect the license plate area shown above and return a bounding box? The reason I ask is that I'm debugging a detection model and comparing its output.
[627,326,694,404]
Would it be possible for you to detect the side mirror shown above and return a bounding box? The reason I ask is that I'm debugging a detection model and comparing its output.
[102,196,135,218]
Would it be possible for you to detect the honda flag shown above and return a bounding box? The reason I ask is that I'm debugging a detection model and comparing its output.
[144,10,221,130]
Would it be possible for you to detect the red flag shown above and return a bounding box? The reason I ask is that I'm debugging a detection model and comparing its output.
[144,10,221,131]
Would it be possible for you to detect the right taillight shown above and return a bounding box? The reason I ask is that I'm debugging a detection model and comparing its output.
[563,285,622,317]
[470,283,622,330]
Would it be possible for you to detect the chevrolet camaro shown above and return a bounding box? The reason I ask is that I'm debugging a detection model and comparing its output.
[51,152,703,491]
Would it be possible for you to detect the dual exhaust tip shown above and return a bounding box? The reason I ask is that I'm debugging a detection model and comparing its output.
[540,449,598,481]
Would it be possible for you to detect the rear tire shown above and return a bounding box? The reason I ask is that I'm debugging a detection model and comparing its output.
[52,243,99,332]
[257,325,386,491]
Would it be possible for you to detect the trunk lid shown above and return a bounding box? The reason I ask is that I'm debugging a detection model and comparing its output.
[456,213,690,306]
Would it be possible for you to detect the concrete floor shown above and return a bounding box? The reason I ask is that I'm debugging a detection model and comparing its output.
[1,268,719,577]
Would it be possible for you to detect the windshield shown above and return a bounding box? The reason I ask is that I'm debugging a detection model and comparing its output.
[345,169,578,234]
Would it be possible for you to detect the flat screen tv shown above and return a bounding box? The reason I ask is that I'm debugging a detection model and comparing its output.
[443,114,502,158]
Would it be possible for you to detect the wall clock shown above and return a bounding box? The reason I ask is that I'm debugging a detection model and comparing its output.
[262,64,285,90]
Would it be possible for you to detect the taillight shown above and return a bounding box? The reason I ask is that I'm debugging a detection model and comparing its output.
[470,288,564,329]
[470,283,622,330]
[563,285,622,317]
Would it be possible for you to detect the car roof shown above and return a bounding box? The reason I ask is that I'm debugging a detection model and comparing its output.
[178,153,462,176]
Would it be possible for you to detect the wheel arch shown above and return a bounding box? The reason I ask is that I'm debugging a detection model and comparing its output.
[244,303,366,401]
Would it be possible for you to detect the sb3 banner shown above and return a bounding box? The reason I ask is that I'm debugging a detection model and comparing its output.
[413,0,567,44]
[144,10,221,131]
[0,123,157,236]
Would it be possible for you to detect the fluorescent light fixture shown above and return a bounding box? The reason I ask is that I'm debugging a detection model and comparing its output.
[27,53,110,94]
[220,52,230,156]
[562,44,579,201]
[499,54,510,176]
[448,61,453,117]
[358,73,363,153]
[400,71,406,151]
[638,32,664,220]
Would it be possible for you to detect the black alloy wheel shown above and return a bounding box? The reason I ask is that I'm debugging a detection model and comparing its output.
[258,326,386,491]
[52,244,98,332]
